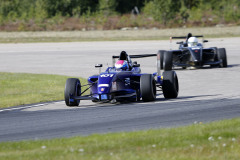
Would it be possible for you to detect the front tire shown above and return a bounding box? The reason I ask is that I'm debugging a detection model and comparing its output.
[218,48,227,67]
[64,78,81,106]
[163,51,173,71]
[162,71,179,98]
[140,74,156,102]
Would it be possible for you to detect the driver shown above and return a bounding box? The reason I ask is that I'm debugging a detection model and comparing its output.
[115,60,129,70]
[188,37,198,47]
[115,51,133,70]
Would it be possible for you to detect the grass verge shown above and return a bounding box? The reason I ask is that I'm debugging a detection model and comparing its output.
[0,118,239,159]
[0,26,239,43]
[0,72,88,108]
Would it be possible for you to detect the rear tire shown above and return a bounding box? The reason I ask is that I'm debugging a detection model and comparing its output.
[140,74,156,102]
[218,48,227,67]
[162,71,179,98]
[163,51,173,71]
[64,78,81,106]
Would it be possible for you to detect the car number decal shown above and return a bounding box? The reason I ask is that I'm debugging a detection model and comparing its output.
[100,74,114,77]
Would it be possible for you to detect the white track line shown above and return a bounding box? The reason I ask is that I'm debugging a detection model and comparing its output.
[0,103,45,113]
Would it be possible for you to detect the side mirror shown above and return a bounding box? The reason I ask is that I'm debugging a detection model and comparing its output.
[95,64,102,74]
[95,64,102,68]
[203,40,208,43]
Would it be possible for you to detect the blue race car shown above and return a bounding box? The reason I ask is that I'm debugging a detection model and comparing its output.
[64,51,179,106]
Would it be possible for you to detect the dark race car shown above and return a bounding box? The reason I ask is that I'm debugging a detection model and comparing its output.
[159,33,228,70]
[64,51,179,106]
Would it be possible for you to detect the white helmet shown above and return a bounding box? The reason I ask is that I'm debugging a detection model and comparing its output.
[188,37,198,47]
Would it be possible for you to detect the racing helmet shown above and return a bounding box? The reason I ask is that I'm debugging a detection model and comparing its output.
[115,60,129,70]
[188,37,198,47]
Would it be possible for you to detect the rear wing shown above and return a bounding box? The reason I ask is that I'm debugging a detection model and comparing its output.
[171,35,204,39]
[112,53,162,76]
[170,34,205,50]
[112,54,156,59]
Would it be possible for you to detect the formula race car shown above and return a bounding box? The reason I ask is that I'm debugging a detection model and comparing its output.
[159,33,227,70]
[64,51,179,106]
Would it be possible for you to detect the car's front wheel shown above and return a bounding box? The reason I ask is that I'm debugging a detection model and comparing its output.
[64,78,81,106]
[140,74,156,102]
[218,48,227,67]
[162,71,179,98]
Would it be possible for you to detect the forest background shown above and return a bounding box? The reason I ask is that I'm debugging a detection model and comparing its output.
[0,0,239,31]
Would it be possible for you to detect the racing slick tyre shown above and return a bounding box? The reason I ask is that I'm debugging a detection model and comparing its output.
[64,78,81,106]
[163,51,173,71]
[140,74,156,102]
[157,50,165,69]
[218,48,228,67]
[162,71,179,98]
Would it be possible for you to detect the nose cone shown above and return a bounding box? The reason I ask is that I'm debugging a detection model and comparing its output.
[191,49,201,61]
[98,84,110,94]
[98,73,115,94]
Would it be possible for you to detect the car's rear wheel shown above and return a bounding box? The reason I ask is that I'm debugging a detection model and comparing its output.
[162,71,179,98]
[64,78,81,106]
[218,48,227,67]
[163,51,173,71]
[140,74,156,102]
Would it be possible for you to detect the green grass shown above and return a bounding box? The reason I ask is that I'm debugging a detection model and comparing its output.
[0,73,239,159]
[0,72,88,108]
[0,118,240,160]
[0,26,239,43]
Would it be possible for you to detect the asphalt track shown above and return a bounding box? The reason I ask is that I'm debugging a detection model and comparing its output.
[0,38,240,142]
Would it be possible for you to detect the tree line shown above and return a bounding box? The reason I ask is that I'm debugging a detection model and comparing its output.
[0,0,239,30]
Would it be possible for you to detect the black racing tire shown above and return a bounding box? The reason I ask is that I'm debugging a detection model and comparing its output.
[218,48,228,67]
[163,51,173,71]
[162,71,179,98]
[158,50,165,69]
[64,78,81,106]
[140,74,156,102]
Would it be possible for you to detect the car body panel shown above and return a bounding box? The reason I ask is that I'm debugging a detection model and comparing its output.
[88,67,145,101]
